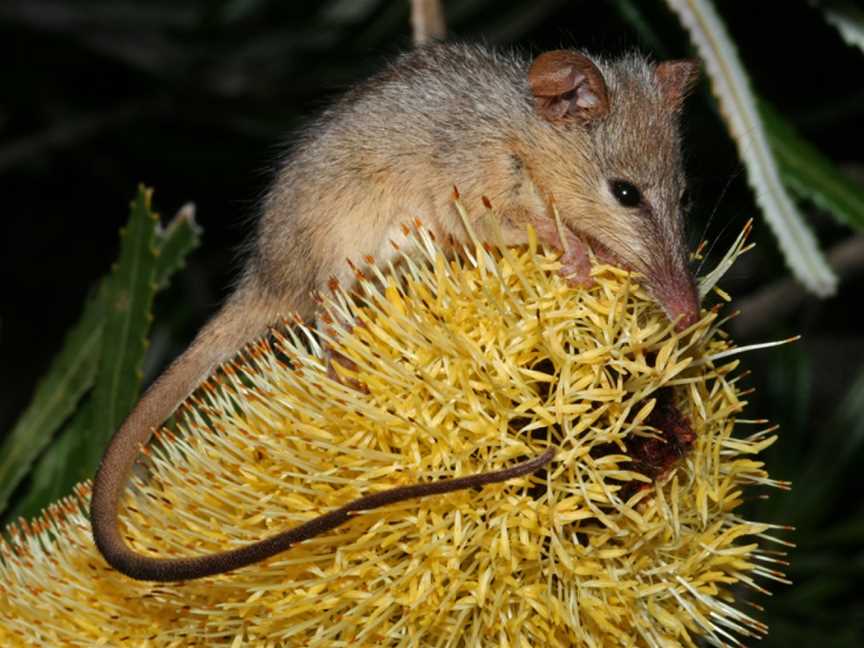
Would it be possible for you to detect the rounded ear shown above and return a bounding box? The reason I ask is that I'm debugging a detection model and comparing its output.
[655,59,700,112]
[528,50,609,125]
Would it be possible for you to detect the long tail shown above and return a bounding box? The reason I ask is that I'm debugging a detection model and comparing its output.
[90,293,554,582]
[90,291,277,580]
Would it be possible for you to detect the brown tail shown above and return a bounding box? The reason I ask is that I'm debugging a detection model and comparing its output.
[90,291,277,580]
[90,293,554,582]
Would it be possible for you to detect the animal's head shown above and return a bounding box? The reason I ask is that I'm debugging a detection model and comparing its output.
[526,49,700,330]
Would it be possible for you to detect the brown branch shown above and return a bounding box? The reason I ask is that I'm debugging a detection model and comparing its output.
[411,0,446,46]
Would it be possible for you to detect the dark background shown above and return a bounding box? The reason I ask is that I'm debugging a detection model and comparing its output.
[2,0,863,643]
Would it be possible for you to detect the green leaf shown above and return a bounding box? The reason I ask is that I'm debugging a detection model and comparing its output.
[88,186,161,460]
[0,285,105,514]
[7,408,93,522]
[0,194,201,519]
[154,202,202,290]
[763,100,864,231]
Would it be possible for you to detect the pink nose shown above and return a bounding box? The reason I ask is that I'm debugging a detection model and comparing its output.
[657,282,701,332]
[671,305,699,332]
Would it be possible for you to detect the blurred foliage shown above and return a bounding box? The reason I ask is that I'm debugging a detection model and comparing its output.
[1,0,862,644]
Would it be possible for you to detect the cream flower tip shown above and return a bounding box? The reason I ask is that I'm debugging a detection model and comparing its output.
[1,216,788,647]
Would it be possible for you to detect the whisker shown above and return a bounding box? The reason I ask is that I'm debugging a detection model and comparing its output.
[695,167,744,278]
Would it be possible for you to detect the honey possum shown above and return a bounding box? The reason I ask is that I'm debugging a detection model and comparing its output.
[91,43,700,581]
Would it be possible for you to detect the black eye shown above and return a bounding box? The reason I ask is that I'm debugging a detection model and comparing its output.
[610,180,642,208]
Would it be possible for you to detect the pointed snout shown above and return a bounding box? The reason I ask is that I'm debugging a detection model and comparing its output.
[653,275,701,332]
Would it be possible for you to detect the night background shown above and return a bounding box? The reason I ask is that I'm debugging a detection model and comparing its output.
[1,0,863,644]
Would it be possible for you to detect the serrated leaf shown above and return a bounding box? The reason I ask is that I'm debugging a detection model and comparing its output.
[0,284,105,514]
[154,202,202,289]
[762,101,864,231]
[88,186,161,460]
[665,0,837,296]
[5,200,202,520]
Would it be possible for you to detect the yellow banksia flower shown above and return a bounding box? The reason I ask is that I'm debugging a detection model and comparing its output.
[0,216,788,646]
